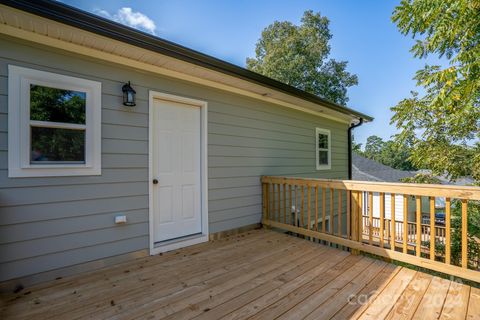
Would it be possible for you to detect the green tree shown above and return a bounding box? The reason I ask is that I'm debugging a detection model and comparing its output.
[400,173,441,184]
[380,140,417,171]
[363,135,384,161]
[352,142,363,154]
[390,0,480,182]
[246,10,358,105]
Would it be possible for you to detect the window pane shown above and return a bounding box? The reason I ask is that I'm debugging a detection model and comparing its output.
[318,150,329,165]
[31,127,85,163]
[30,84,86,124]
[318,134,328,149]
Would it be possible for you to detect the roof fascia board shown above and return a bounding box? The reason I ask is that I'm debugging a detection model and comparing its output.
[0,22,352,124]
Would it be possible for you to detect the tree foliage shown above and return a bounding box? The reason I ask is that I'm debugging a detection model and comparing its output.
[400,173,441,184]
[363,136,385,162]
[390,0,480,182]
[357,135,417,171]
[246,10,358,105]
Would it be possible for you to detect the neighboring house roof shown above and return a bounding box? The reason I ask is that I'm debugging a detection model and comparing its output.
[352,154,475,186]
[1,0,373,123]
[352,153,415,182]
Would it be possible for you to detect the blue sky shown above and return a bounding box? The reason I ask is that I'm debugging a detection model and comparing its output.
[63,0,442,147]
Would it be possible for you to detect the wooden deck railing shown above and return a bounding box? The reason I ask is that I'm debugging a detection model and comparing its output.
[261,176,480,282]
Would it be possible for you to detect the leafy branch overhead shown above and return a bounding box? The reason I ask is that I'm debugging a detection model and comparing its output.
[246,10,358,106]
[390,0,480,182]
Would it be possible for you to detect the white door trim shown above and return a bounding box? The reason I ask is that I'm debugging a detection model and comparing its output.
[148,90,208,255]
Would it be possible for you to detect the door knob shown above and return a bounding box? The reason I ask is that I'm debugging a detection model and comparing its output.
[152,179,158,184]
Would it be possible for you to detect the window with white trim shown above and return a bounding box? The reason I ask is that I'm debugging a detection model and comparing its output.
[8,65,101,177]
[315,128,331,170]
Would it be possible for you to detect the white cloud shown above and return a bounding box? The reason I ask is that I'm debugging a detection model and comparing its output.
[94,7,156,35]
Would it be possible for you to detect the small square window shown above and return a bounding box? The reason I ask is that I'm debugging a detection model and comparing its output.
[315,128,331,170]
[8,65,101,177]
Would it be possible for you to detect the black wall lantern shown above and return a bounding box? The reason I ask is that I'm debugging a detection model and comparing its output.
[122,81,136,107]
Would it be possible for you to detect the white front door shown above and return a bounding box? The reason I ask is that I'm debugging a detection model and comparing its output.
[152,98,202,243]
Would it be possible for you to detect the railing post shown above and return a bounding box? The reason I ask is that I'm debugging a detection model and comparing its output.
[430,196,435,260]
[262,182,271,229]
[346,190,351,240]
[462,199,468,268]
[445,198,451,265]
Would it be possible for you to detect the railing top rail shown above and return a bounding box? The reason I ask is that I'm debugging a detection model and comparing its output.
[261,176,480,200]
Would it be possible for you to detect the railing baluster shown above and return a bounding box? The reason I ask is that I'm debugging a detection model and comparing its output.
[462,199,468,268]
[262,183,267,223]
[347,190,351,240]
[322,188,326,233]
[283,183,287,224]
[391,193,396,250]
[445,198,451,265]
[338,190,342,237]
[330,188,334,234]
[315,186,319,231]
[430,196,435,260]
[277,183,281,222]
[416,196,421,257]
[386,218,390,244]
[307,185,311,231]
[294,185,298,227]
[359,191,363,242]
[403,195,408,254]
[350,191,356,240]
[272,183,276,222]
[288,184,292,225]
[300,185,305,227]
[350,191,358,255]
[380,192,385,247]
[368,192,373,245]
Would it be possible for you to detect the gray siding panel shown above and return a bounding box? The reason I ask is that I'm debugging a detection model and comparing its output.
[0,36,349,281]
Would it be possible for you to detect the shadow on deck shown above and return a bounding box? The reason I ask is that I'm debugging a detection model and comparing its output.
[1,229,478,319]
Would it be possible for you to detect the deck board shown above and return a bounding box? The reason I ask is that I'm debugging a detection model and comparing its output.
[0,229,477,320]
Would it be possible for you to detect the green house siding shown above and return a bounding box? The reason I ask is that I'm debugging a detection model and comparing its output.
[0,36,349,281]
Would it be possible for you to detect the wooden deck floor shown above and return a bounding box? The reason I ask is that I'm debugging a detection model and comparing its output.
[1,229,479,320]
